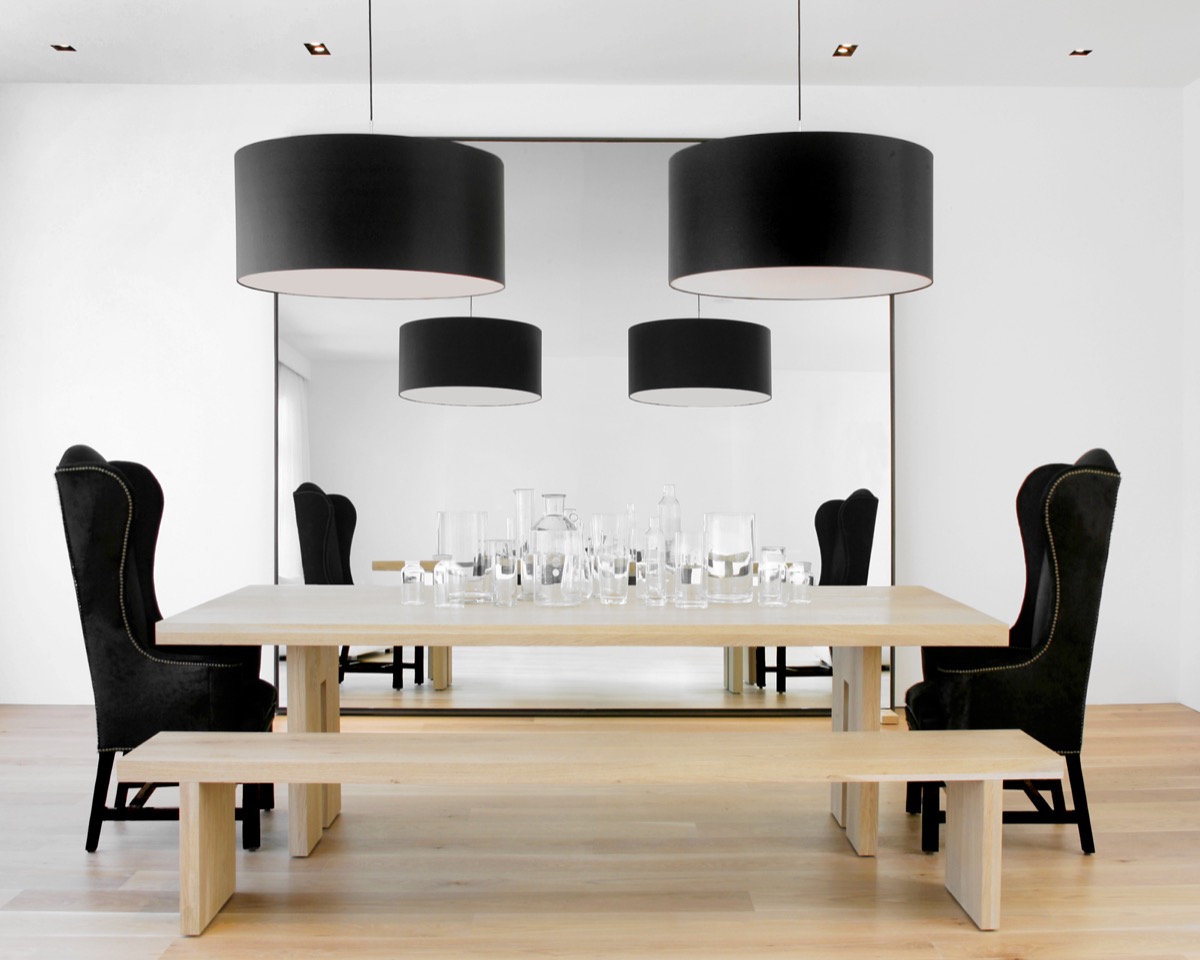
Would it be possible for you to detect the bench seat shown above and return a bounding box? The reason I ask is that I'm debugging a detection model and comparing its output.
[118,727,1063,935]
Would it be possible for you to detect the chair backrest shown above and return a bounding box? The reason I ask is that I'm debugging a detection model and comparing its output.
[815,488,879,587]
[55,445,166,748]
[293,482,356,586]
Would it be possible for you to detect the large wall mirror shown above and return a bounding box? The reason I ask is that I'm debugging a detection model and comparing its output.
[276,139,893,712]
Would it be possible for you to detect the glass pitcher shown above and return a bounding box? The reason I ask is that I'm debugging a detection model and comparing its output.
[533,494,583,606]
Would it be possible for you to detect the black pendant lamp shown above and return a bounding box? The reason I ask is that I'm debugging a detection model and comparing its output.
[234,2,504,300]
[668,4,932,301]
[399,317,542,406]
[628,317,771,407]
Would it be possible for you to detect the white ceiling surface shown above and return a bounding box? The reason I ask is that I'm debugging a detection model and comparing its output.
[6,0,1200,88]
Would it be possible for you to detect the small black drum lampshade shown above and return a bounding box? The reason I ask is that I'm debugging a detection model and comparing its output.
[628,318,771,407]
[399,317,541,406]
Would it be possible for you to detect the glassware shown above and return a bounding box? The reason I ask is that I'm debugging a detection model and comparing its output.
[673,529,708,608]
[436,511,491,604]
[514,487,535,601]
[640,516,667,606]
[703,513,755,603]
[592,513,629,605]
[488,538,518,607]
[758,546,787,607]
[533,494,583,607]
[431,553,459,608]
[658,483,680,595]
[789,559,813,604]
[400,560,424,606]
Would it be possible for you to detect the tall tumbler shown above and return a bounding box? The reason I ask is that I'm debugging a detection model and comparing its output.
[514,487,535,601]
[436,511,491,604]
[703,513,756,603]
[592,513,629,605]
[673,530,708,609]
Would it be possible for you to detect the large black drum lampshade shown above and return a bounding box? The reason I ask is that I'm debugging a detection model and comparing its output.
[628,318,771,407]
[669,132,932,300]
[236,134,504,299]
[399,317,541,406]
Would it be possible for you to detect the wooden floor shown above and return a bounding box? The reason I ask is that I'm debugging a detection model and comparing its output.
[1,703,1198,959]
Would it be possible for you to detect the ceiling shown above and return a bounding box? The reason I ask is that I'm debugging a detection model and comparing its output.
[6,0,1200,89]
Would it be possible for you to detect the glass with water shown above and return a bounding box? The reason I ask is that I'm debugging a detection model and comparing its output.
[703,513,755,603]
[592,513,629,605]
[789,560,813,604]
[758,546,787,607]
[488,539,518,606]
[400,560,424,606]
[673,530,708,608]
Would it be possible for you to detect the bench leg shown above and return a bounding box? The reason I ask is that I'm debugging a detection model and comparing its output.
[943,779,1002,930]
[179,782,236,936]
[431,646,451,690]
[723,647,744,694]
[830,646,881,856]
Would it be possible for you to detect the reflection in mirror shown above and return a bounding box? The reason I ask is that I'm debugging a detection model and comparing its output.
[276,140,892,711]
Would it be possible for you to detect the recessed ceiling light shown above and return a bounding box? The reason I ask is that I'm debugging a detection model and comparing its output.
[833,44,858,57]
[50,44,76,52]
[1070,49,1093,57]
[304,42,330,56]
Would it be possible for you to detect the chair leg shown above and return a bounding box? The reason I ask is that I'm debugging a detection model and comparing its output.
[240,784,261,850]
[260,783,274,811]
[86,752,115,853]
[1066,754,1095,855]
[414,646,425,686]
[392,647,404,690]
[905,780,923,815]
[920,782,941,853]
[775,647,787,693]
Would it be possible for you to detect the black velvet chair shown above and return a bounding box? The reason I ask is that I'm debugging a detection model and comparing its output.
[904,449,1120,855]
[293,482,424,687]
[757,488,879,692]
[55,444,277,852]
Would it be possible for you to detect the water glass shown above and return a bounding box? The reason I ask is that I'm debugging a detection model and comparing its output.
[704,513,755,603]
[400,560,424,606]
[488,539,518,607]
[432,554,460,608]
[789,560,813,604]
[758,546,787,607]
[437,511,492,604]
[592,513,629,605]
[673,530,708,608]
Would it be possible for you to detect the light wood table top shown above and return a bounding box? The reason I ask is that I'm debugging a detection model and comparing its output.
[156,584,1007,649]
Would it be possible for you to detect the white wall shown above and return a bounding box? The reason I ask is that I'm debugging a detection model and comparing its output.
[0,79,1191,706]
[1182,80,1200,711]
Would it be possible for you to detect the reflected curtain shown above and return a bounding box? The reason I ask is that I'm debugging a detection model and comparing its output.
[277,362,310,583]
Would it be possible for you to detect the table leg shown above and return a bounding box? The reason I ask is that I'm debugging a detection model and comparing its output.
[723,646,744,694]
[285,645,340,857]
[431,646,451,690]
[830,646,882,856]
[944,779,1002,930]
[179,781,235,936]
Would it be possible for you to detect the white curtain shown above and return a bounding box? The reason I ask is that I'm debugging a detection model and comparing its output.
[277,362,311,584]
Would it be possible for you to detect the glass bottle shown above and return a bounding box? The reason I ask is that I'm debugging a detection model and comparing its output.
[533,494,582,607]
[657,483,681,595]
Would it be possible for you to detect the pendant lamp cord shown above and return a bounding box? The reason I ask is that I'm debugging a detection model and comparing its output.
[368,0,374,129]
[796,0,802,129]
[696,295,701,319]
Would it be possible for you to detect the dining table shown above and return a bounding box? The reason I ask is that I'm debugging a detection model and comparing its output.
[155,583,1007,858]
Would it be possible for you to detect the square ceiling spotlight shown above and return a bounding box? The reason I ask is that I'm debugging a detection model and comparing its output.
[1070,49,1093,56]
[833,44,858,57]
[304,42,331,55]
[50,44,76,52]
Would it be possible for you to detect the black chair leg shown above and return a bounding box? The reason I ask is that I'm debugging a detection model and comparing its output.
[905,780,923,815]
[241,784,261,850]
[1066,754,1095,855]
[920,782,941,853]
[260,782,274,811]
[775,646,787,693]
[392,647,405,690]
[414,646,425,686]
[86,752,115,853]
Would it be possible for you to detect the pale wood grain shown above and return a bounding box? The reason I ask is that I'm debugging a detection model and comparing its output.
[179,782,235,936]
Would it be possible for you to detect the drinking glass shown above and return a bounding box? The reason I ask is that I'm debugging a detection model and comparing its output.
[514,488,536,601]
[789,559,813,604]
[758,546,787,607]
[703,513,755,603]
[592,513,629,605]
[400,560,424,606]
[432,554,460,608]
[673,530,708,608]
[488,538,518,607]
[436,511,491,604]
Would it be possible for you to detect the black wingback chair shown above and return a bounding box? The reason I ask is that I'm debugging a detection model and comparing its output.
[293,482,424,687]
[758,488,878,692]
[55,444,277,852]
[904,449,1120,854]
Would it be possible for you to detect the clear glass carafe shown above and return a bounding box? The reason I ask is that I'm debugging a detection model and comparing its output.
[533,494,583,607]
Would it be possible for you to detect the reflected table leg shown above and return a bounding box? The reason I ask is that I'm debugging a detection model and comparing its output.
[285,644,341,857]
[830,645,882,855]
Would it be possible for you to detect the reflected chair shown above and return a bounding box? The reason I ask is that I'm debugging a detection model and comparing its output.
[904,449,1120,854]
[293,482,424,687]
[757,488,879,692]
[55,444,276,852]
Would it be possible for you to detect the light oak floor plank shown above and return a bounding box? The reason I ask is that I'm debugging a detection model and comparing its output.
[1,703,1198,958]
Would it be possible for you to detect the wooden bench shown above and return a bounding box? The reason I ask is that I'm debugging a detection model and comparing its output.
[117,727,1063,936]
